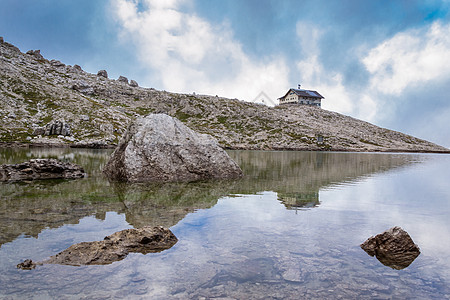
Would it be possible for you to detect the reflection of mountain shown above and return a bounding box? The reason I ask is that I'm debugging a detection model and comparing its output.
[0,148,421,246]
[227,151,420,210]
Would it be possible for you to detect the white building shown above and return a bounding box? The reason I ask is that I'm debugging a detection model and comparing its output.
[278,85,324,107]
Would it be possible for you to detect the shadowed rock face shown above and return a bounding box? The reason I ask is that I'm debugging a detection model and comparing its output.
[361,226,420,270]
[17,226,177,269]
[103,114,243,182]
[0,159,85,182]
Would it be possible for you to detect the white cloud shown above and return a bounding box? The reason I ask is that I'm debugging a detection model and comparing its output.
[295,22,378,121]
[111,0,289,104]
[295,21,450,126]
[363,21,450,95]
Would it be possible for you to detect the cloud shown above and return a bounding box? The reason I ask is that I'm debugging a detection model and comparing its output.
[111,0,289,103]
[363,21,450,95]
[295,22,378,121]
[295,20,450,132]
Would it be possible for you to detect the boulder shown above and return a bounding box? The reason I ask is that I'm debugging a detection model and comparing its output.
[0,159,85,182]
[103,113,243,182]
[50,59,65,68]
[97,69,108,78]
[118,75,128,84]
[26,49,44,60]
[71,80,94,95]
[72,64,82,72]
[17,226,177,268]
[37,121,72,136]
[130,79,139,87]
[360,226,420,270]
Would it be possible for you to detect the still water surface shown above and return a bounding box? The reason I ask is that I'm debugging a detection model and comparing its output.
[0,148,449,299]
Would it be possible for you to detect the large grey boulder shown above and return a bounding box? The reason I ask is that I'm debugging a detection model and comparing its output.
[360,226,420,270]
[0,159,85,182]
[103,114,243,182]
[17,226,177,269]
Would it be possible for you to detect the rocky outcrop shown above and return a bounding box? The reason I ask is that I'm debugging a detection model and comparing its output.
[0,159,85,181]
[33,121,72,136]
[103,114,243,182]
[26,49,44,60]
[17,226,177,269]
[71,80,94,95]
[32,122,70,136]
[118,75,128,84]
[130,79,139,87]
[360,226,421,270]
[97,69,108,78]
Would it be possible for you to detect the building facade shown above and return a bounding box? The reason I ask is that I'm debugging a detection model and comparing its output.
[278,86,324,107]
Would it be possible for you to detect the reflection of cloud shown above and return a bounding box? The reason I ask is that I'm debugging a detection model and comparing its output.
[111,0,289,102]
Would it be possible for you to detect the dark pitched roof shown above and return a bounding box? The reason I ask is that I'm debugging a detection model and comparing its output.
[279,88,324,100]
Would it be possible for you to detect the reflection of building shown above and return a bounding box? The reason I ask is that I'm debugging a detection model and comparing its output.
[278,191,320,210]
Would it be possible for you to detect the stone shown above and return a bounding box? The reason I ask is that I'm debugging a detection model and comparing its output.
[0,36,3,44]
[16,259,37,270]
[130,79,139,87]
[360,226,420,270]
[50,59,65,67]
[32,127,45,136]
[17,226,177,268]
[42,121,71,136]
[71,80,94,95]
[0,159,85,182]
[26,49,44,60]
[97,69,108,78]
[103,113,243,182]
[80,115,90,121]
[118,76,128,84]
[73,64,82,72]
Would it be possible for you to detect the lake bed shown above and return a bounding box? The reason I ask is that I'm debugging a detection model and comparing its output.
[0,149,449,299]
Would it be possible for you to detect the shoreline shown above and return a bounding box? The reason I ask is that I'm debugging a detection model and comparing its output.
[1,142,449,154]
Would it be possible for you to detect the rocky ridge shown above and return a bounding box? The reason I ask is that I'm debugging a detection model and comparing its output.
[0,37,448,152]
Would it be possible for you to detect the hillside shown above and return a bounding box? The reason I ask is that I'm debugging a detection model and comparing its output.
[0,37,448,153]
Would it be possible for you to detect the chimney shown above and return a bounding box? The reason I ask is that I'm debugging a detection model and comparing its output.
[298,84,301,89]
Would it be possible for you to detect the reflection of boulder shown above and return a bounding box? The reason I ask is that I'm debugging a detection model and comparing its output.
[104,114,243,182]
[0,159,84,182]
[361,226,420,270]
[278,192,319,210]
[17,226,177,269]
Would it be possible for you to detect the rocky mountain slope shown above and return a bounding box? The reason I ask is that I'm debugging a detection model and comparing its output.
[0,37,448,152]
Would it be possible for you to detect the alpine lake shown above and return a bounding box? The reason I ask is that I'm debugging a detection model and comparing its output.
[0,148,449,299]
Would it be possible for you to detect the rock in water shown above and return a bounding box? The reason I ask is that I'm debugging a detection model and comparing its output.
[103,113,243,182]
[17,226,177,268]
[0,159,85,182]
[360,226,420,270]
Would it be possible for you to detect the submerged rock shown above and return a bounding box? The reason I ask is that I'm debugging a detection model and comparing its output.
[103,113,243,182]
[360,226,420,270]
[17,226,177,268]
[0,159,85,182]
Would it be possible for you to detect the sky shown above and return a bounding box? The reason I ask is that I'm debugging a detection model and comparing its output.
[1,0,450,147]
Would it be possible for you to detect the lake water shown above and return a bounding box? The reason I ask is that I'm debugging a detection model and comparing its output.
[0,148,449,299]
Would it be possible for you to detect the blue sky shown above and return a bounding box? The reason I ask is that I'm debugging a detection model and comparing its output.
[1,0,450,147]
